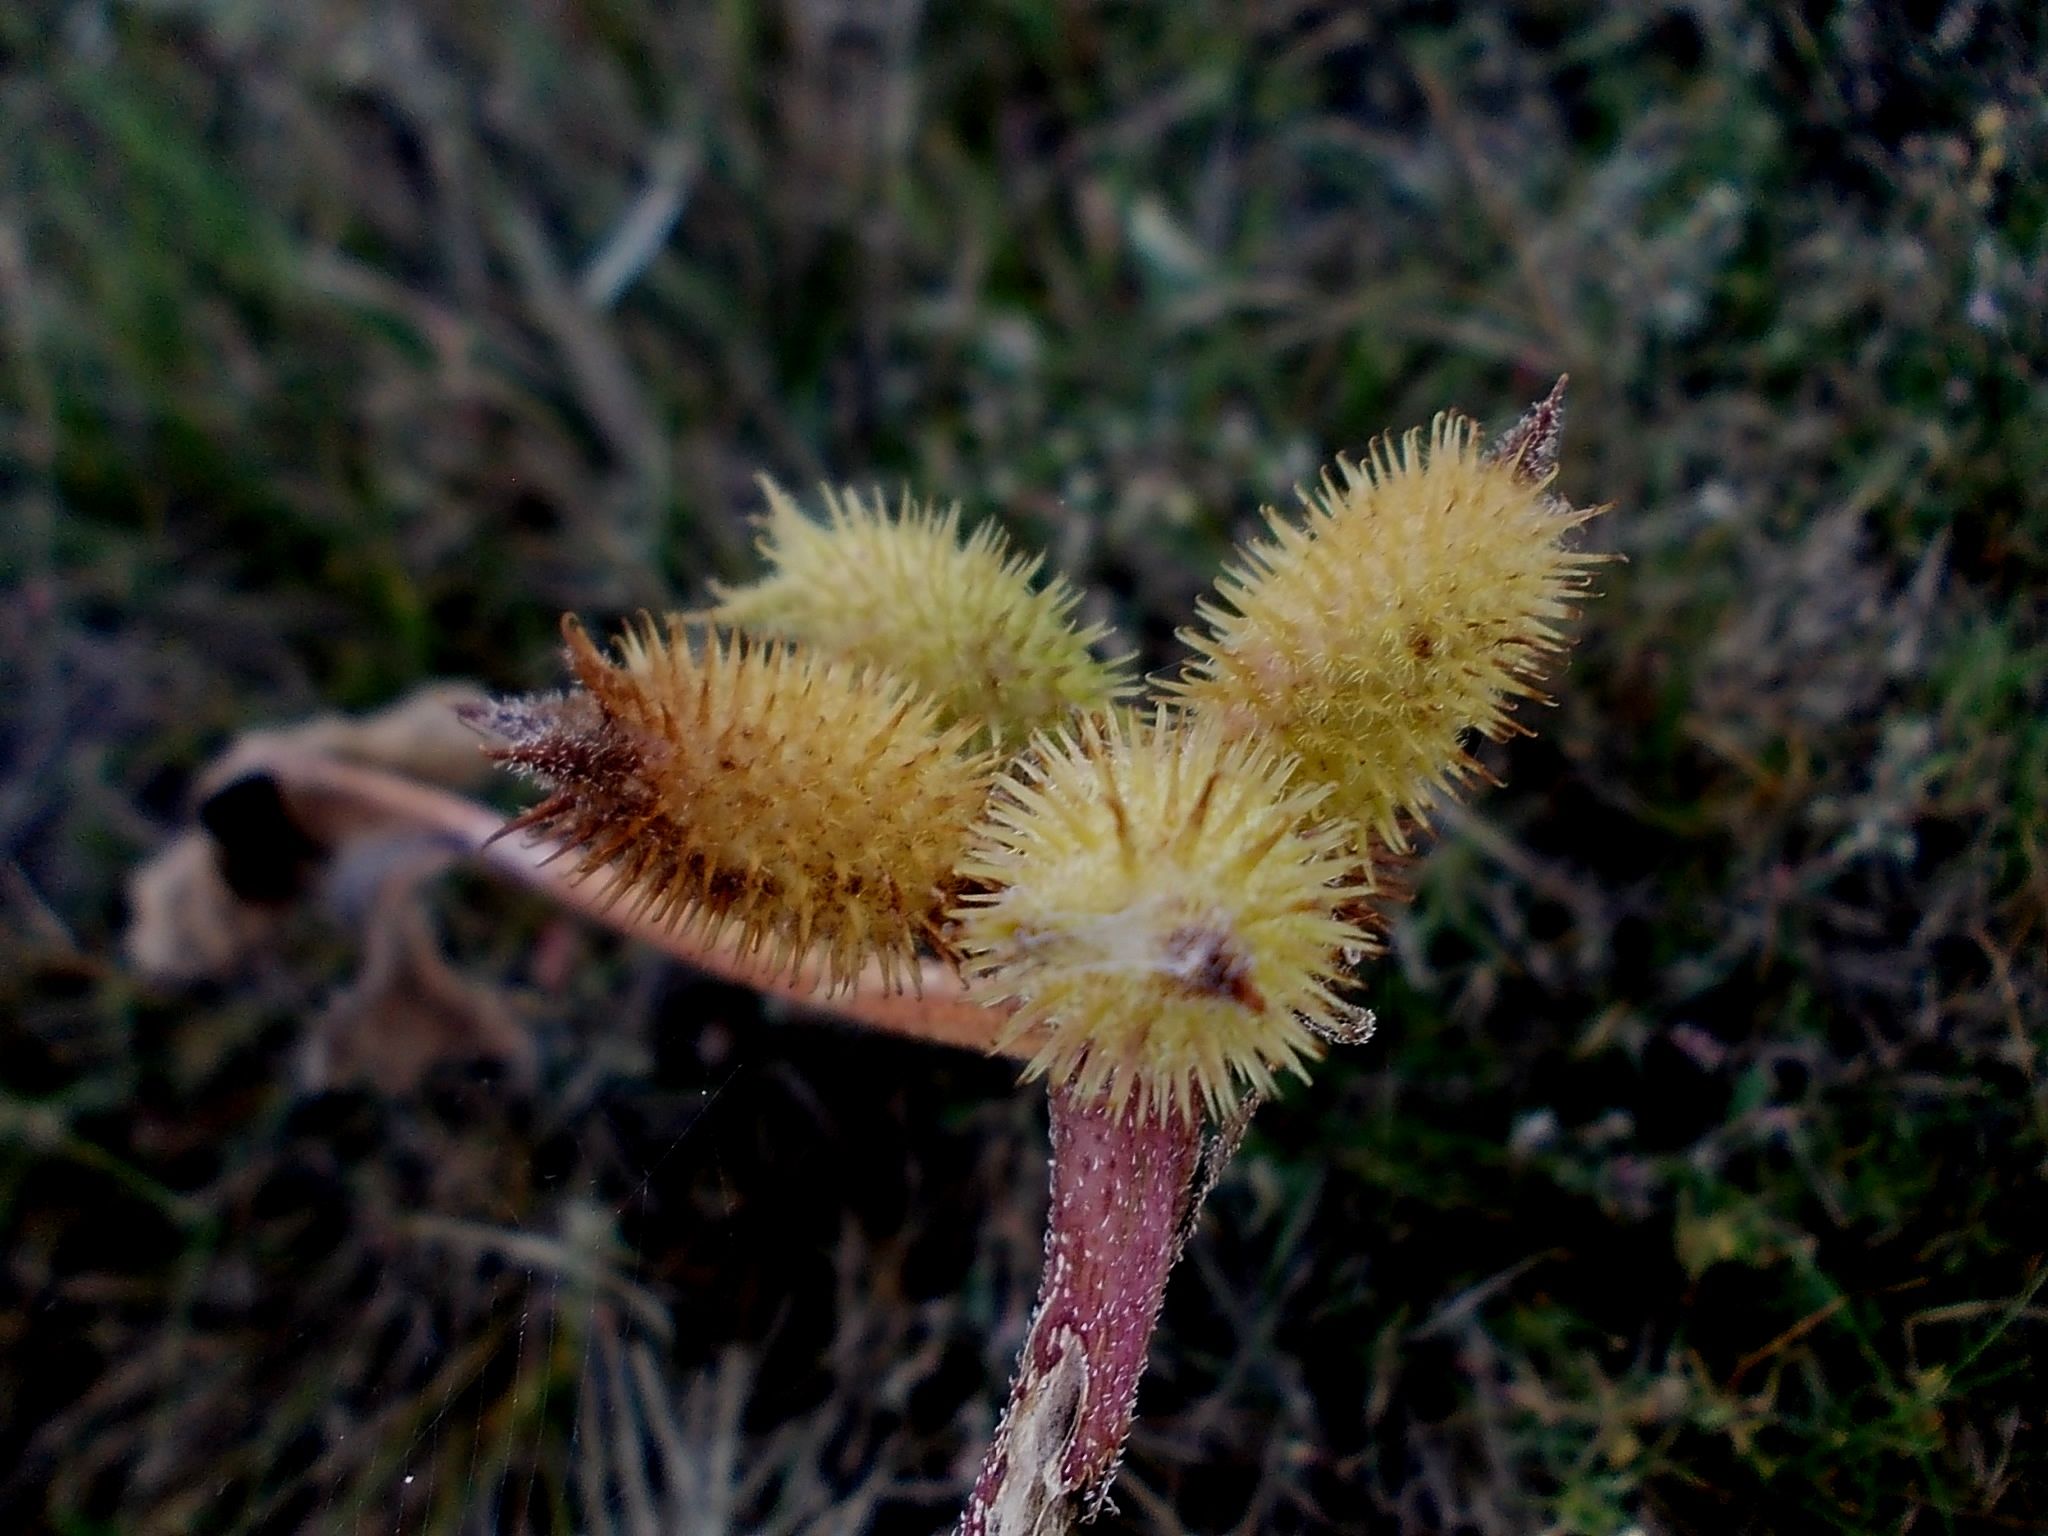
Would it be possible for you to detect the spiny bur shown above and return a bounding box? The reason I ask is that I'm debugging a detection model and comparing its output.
[470,615,994,993]
[700,480,1135,745]
[1168,380,1603,853]
[952,710,1371,1120]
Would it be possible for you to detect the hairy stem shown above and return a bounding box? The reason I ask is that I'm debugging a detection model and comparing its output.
[961,1086,1207,1536]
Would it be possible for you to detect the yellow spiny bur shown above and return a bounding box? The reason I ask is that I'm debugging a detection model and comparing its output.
[472,615,994,993]
[700,480,1135,745]
[1168,397,1602,852]
[952,710,1371,1120]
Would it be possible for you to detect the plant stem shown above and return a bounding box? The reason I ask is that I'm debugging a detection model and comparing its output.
[960,1085,1207,1536]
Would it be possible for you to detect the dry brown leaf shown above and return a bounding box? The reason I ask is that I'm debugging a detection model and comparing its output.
[122,831,285,985]
[124,682,539,1093]
[123,682,496,987]
[203,681,496,799]
[301,890,535,1094]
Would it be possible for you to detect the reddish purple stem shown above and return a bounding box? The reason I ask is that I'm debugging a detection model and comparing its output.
[961,1085,1206,1535]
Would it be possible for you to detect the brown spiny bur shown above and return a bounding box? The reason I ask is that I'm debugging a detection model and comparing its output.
[471,614,996,993]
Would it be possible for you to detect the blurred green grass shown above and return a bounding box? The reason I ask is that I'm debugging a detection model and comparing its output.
[2,2,2044,1532]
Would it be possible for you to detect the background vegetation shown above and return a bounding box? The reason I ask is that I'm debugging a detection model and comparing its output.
[2,2,2044,1531]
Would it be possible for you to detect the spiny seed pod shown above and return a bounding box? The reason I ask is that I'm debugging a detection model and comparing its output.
[1168,382,1603,852]
[952,710,1371,1120]
[699,480,1135,745]
[470,615,994,993]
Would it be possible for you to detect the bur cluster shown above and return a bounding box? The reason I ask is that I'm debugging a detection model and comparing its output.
[477,383,1602,1121]
[474,386,1606,1536]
